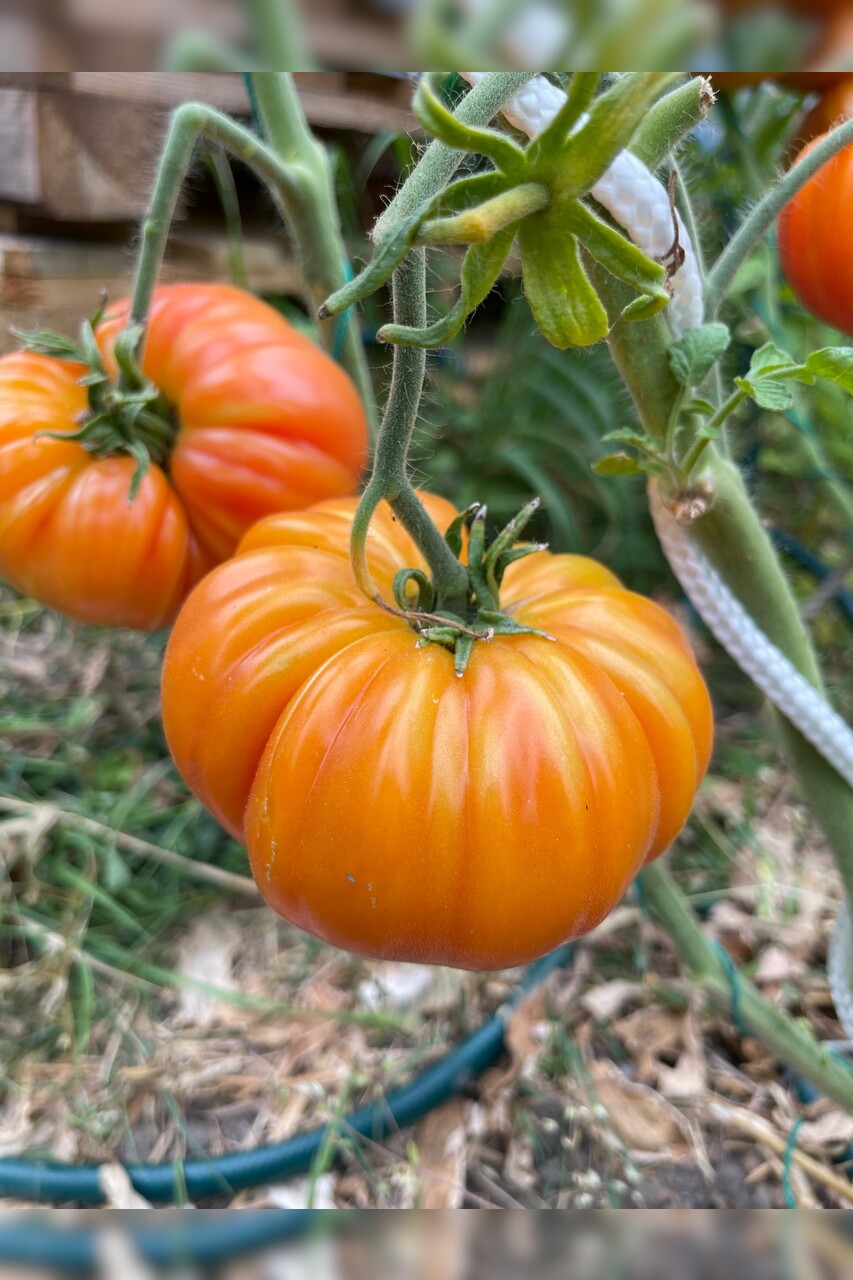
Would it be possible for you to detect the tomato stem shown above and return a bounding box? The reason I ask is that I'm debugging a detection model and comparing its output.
[125,89,377,436]
[248,73,378,435]
[127,102,304,352]
[373,74,535,242]
[242,0,314,70]
[598,244,853,913]
[200,148,249,289]
[351,251,470,613]
[638,862,853,1113]
[679,386,746,478]
[705,113,853,318]
[351,74,542,617]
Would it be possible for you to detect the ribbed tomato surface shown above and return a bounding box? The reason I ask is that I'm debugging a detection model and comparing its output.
[0,284,368,628]
[162,493,713,970]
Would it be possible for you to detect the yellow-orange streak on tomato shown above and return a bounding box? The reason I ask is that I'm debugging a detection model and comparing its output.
[163,492,714,969]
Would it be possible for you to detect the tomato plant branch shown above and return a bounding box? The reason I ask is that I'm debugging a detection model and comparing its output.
[705,115,853,318]
[242,0,314,70]
[247,73,377,432]
[600,283,853,910]
[679,386,747,477]
[126,87,376,432]
[351,251,470,612]
[201,148,249,289]
[638,861,853,1114]
[373,73,534,241]
[128,102,304,336]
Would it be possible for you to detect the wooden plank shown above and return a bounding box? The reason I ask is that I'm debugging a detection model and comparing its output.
[0,73,416,220]
[0,90,41,204]
[0,229,301,352]
[66,71,415,133]
[69,72,250,114]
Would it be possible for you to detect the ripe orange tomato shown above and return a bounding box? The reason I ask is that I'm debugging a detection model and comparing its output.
[0,284,368,629]
[162,493,713,970]
[778,132,853,335]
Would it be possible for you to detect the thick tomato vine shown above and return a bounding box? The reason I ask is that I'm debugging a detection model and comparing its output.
[162,492,713,970]
[0,284,368,629]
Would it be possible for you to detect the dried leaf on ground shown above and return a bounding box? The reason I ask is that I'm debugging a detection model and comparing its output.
[412,1097,469,1208]
[588,1061,693,1156]
[171,915,240,1029]
[581,979,645,1022]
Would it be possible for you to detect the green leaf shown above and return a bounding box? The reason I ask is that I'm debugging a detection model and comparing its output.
[11,326,88,364]
[734,375,794,411]
[413,73,526,177]
[592,453,645,476]
[668,323,731,386]
[802,347,853,394]
[748,341,797,375]
[602,426,658,452]
[443,504,478,556]
[566,198,668,302]
[519,210,608,350]
[436,171,514,216]
[527,73,600,172]
[320,204,428,319]
[420,183,549,246]
[379,224,516,348]
[557,73,680,195]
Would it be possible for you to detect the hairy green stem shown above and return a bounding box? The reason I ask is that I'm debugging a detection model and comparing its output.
[705,114,853,317]
[351,73,542,605]
[374,73,534,241]
[162,30,258,72]
[602,275,853,907]
[202,148,249,289]
[127,89,376,431]
[630,76,713,172]
[129,103,302,340]
[243,0,314,70]
[351,252,469,610]
[638,861,853,1113]
[249,73,377,432]
[681,387,746,476]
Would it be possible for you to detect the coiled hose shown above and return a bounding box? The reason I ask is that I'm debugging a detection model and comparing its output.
[0,947,571,1208]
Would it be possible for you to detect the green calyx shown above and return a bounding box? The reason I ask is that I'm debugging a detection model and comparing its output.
[383,498,553,676]
[320,73,684,351]
[14,306,176,501]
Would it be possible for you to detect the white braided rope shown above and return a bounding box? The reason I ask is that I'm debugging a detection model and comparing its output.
[650,484,853,1037]
[460,72,705,337]
[829,900,853,1038]
[649,485,853,792]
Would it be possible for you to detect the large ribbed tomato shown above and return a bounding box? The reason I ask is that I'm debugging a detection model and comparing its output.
[778,133,853,335]
[0,284,368,629]
[162,492,713,970]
